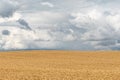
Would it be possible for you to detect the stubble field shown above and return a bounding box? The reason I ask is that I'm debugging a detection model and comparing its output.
[0,50,120,80]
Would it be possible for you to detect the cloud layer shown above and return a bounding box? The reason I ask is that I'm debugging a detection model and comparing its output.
[0,0,120,50]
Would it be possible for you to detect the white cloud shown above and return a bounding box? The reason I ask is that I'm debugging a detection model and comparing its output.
[0,26,77,50]
[23,11,71,25]
[70,8,120,50]
[0,13,21,23]
[41,2,54,8]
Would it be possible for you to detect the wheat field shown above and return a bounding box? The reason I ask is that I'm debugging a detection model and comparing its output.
[0,50,120,80]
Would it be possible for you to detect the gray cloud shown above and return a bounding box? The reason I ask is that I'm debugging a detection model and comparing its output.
[0,0,19,18]
[2,30,10,36]
[17,19,32,30]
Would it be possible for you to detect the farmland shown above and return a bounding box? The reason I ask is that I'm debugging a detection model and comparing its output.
[0,50,120,80]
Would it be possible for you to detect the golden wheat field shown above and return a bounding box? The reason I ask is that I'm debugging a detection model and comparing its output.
[0,50,120,80]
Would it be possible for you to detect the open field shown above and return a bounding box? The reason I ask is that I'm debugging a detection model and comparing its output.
[0,50,120,80]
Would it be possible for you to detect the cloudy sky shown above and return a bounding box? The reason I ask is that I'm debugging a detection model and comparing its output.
[0,0,120,50]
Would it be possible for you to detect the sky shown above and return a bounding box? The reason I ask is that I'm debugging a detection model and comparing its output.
[0,0,120,50]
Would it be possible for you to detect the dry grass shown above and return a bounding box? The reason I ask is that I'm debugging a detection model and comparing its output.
[0,50,120,80]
